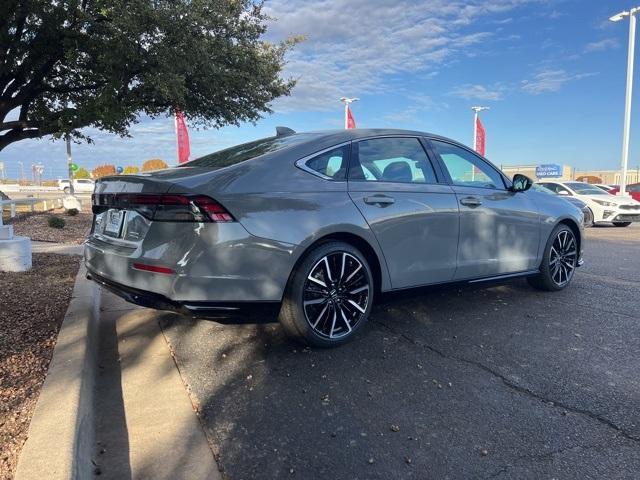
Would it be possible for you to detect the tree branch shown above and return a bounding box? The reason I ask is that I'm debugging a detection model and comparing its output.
[0,120,37,131]
[0,128,43,151]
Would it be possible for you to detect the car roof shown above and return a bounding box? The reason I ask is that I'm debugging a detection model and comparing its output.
[297,128,456,144]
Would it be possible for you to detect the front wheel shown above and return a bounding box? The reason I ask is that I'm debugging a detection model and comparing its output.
[613,222,631,227]
[278,242,374,347]
[527,224,578,292]
[63,187,70,194]
[584,208,594,227]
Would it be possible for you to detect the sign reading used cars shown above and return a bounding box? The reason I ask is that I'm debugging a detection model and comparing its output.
[535,164,563,178]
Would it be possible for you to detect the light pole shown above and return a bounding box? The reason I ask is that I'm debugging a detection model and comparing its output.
[471,106,489,152]
[339,97,358,129]
[65,134,75,195]
[610,7,640,196]
[17,161,24,182]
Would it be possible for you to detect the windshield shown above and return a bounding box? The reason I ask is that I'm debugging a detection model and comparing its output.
[182,133,320,169]
[531,184,556,195]
[565,182,609,195]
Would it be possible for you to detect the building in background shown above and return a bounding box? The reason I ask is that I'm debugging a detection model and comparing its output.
[501,164,574,181]
[501,164,640,186]
[573,169,640,185]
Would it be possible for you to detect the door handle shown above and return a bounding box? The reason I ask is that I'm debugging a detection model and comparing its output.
[460,196,482,207]
[364,195,395,206]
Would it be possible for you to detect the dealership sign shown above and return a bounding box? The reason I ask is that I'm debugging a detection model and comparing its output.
[535,164,562,178]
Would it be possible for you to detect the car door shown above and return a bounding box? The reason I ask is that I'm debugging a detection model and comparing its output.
[348,136,459,289]
[427,139,541,279]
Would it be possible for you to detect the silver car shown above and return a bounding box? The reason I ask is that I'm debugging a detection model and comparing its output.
[85,129,584,347]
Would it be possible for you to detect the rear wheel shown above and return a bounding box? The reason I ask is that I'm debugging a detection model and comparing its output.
[613,222,631,227]
[63,187,70,194]
[527,224,578,292]
[279,241,373,347]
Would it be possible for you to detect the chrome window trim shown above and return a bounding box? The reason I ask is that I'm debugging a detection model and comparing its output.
[295,141,351,181]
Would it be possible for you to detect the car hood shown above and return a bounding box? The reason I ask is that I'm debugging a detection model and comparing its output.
[561,197,587,208]
[581,194,639,206]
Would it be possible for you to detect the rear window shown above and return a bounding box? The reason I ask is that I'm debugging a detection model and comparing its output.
[183,134,319,169]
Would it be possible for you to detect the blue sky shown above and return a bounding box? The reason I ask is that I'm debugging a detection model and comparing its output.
[2,0,639,179]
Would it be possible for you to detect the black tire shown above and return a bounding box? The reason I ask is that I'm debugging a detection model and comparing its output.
[584,208,594,227]
[278,241,374,348]
[527,224,578,292]
[63,187,70,194]
[613,222,631,227]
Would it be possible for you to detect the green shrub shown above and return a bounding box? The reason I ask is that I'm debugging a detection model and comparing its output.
[48,215,66,229]
[66,208,79,216]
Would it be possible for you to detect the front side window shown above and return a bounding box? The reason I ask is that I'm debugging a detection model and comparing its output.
[349,137,437,184]
[430,140,504,189]
[303,146,349,180]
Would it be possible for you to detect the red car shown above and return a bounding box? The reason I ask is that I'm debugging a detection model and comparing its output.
[609,183,640,202]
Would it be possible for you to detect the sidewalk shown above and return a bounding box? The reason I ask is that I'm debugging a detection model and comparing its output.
[31,241,84,256]
[95,292,221,479]
[16,271,221,480]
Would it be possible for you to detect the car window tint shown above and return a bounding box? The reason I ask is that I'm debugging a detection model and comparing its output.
[565,182,608,195]
[431,140,504,189]
[304,146,349,180]
[628,184,640,192]
[349,137,436,184]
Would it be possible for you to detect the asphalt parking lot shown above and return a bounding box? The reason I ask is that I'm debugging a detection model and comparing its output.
[160,224,640,480]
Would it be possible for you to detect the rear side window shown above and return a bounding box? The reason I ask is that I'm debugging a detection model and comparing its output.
[349,137,437,184]
[303,146,350,180]
[184,134,319,169]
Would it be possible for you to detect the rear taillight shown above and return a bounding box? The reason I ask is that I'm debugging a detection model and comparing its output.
[92,193,235,223]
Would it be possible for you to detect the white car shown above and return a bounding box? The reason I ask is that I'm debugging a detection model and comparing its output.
[537,180,640,227]
[58,179,95,194]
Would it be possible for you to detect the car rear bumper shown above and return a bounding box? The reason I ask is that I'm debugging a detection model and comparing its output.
[84,220,297,303]
[87,268,280,322]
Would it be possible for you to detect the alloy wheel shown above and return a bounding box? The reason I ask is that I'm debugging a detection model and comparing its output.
[549,230,577,287]
[302,252,370,339]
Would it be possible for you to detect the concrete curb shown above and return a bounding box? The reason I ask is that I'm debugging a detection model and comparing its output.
[15,260,101,480]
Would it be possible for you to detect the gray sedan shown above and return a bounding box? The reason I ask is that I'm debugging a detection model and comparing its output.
[86,129,584,347]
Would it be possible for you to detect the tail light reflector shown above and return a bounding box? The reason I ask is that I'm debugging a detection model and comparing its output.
[132,263,174,275]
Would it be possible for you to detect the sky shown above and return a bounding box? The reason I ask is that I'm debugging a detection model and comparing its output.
[1,0,639,179]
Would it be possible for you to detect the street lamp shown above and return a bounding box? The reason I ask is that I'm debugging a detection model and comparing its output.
[610,7,640,196]
[339,97,358,129]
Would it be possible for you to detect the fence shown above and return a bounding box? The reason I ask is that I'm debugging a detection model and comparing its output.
[0,197,64,226]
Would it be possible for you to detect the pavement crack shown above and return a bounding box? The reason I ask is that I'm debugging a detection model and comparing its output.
[483,441,615,479]
[373,319,640,445]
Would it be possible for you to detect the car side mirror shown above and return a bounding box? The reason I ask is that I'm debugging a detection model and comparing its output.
[558,190,569,196]
[511,174,533,192]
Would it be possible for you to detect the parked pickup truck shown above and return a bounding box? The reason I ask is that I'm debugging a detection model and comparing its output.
[58,179,95,194]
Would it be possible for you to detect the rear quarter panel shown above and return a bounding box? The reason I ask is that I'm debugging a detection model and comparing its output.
[164,152,393,291]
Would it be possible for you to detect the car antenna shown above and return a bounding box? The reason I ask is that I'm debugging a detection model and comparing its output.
[275,126,296,137]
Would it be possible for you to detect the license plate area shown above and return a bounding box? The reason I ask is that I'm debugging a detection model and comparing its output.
[104,209,125,237]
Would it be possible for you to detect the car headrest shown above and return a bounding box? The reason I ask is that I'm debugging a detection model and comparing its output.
[382,161,412,183]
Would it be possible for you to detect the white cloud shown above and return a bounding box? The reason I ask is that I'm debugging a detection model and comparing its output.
[521,69,597,94]
[449,83,506,101]
[584,38,619,53]
[264,0,537,112]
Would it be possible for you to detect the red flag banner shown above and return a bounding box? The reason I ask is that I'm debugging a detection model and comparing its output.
[175,108,191,164]
[475,116,485,156]
[346,106,356,129]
